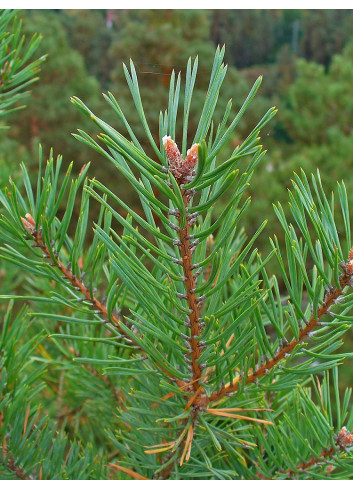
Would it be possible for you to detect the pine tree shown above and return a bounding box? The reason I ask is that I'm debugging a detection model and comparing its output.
[1,39,353,480]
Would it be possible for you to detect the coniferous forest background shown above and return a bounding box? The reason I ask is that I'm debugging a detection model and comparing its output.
[1,9,353,479]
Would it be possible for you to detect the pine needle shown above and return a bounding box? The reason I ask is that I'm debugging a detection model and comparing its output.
[109,463,149,480]
[179,424,194,466]
[23,405,31,437]
[206,409,274,425]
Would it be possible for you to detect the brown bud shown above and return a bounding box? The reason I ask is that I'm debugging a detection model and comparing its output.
[206,234,214,250]
[162,135,200,182]
[162,135,182,171]
[184,143,200,172]
[346,247,353,274]
[336,426,353,450]
[78,256,84,270]
[21,214,36,234]
[25,213,35,225]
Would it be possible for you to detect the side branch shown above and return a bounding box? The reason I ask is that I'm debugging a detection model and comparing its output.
[200,257,353,406]
[260,426,353,479]
[2,438,31,480]
[21,214,184,387]
[283,447,334,478]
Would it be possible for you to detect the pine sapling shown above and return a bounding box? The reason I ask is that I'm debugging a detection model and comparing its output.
[1,46,353,480]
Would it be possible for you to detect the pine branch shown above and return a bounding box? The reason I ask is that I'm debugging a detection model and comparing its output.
[143,137,205,472]
[200,252,353,407]
[21,214,184,387]
[3,42,352,479]
[259,426,353,479]
[156,137,273,470]
[2,437,31,480]
[24,217,126,335]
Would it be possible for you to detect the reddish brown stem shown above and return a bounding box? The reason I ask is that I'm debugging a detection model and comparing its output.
[2,438,31,480]
[179,191,203,393]
[258,446,335,479]
[33,231,124,330]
